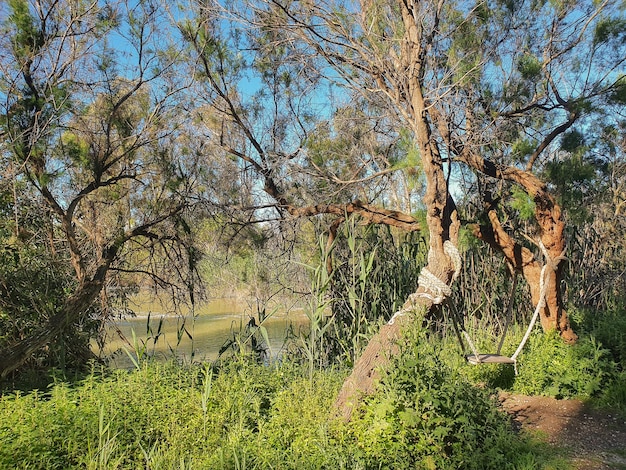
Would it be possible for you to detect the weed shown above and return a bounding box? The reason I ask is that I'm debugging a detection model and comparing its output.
[0,355,575,469]
[514,330,616,399]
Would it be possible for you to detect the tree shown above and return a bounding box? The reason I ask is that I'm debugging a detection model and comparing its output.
[0,0,202,377]
[177,0,625,418]
[176,0,422,233]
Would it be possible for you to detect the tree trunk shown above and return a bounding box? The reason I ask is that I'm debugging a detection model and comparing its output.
[333,239,461,420]
[0,272,108,378]
[472,205,577,343]
[333,300,426,421]
[333,0,464,419]
[456,149,577,342]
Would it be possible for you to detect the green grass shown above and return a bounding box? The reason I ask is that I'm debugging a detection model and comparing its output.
[0,344,572,469]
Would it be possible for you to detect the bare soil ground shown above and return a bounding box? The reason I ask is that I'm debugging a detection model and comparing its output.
[499,393,626,469]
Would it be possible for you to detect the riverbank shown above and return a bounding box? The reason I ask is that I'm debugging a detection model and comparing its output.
[95,296,308,367]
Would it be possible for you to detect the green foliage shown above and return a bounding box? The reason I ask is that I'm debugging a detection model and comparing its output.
[596,370,626,416]
[511,138,537,163]
[441,3,489,87]
[510,186,536,220]
[517,54,543,80]
[321,222,427,366]
[544,153,597,222]
[6,0,43,58]
[297,234,336,377]
[0,354,572,470]
[252,368,346,469]
[609,75,626,104]
[565,306,626,414]
[569,307,626,367]
[593,17,626,45]
[0,187,98,376]
[0,360,345,469]
[347,324,565,470]
[514,331,616,399]
[560,129,585,153]
[61,131,91,169]
[394,128,421,171]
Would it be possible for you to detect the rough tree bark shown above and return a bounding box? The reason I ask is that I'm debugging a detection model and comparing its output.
[458,152,577,343]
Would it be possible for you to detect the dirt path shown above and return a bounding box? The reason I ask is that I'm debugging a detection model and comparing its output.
[499,393,626,469]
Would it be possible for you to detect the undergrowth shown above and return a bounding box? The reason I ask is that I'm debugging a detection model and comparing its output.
[347,324,570,470]
[513,330,616,399]
[0,345,570,470]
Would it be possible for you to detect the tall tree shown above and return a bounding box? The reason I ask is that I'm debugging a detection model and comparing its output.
[178,0,625,417]
[0,0,202,377]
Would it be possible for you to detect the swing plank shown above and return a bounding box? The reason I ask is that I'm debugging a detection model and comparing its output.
[466,354,516,365]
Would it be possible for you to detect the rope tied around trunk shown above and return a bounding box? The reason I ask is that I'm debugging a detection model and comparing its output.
[388,241,461,325]
[415,240,461,304]
[509,240,567,365]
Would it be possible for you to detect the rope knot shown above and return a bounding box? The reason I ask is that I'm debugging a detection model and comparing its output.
[539,241,567,272]
[387,241,461,325]
[415,241,461,305]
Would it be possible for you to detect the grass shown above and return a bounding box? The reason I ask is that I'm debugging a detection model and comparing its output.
[2,298,622,469]
[0,345,573,470]
[0,359,344,469]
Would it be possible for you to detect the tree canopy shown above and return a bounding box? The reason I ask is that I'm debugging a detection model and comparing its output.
[0,0,624,393]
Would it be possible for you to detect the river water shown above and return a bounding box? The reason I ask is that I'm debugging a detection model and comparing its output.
[96,297,309,368]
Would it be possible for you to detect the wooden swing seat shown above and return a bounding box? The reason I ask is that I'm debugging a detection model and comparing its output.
[461,259,558,375]
[466,354,516,365]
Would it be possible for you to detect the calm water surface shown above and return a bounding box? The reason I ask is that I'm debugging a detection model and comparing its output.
[97,296,308,368]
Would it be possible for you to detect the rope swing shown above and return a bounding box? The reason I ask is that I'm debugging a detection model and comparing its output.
[465,242,566,375]
[386,239,565,376]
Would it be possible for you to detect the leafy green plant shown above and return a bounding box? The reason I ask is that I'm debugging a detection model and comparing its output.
[297,233,336,378]
[292,221,426,372]
[85,405,123,470]
[514,331,616,399]
[0,356,573,470]
[570,307,626,367]
[346,324,569,469]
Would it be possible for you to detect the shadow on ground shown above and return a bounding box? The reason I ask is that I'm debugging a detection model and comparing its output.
[499,393,626,470]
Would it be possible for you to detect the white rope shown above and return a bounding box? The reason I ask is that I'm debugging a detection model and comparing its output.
[445,240,462,283]
[416,268,451,304]
[463,330,481,361]
[510,264,548,362]
[510,241,566,362]
[414,241,460,304]
[388,293,420,325]
[387,310,405,325]
[388,241,461,324]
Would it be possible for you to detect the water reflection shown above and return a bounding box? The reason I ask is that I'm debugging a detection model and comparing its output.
[96,297,308,368]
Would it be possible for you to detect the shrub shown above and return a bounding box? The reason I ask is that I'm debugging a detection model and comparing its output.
[570,307,626,368]
[513,330,616,399]
[347,326,533,470]
[596,370,626,416]
[0,352,572,469]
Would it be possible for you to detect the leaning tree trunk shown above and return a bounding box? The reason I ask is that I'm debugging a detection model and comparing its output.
[333,258,455,420]
[472,201,577,343]
[0,261,112,378]
[333,4,462,414]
